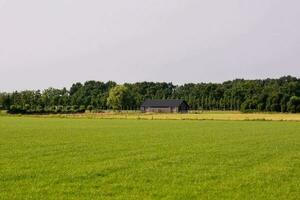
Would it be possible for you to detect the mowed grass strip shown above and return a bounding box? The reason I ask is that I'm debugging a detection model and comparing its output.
[0,116,299,199]
[19,111,300,122]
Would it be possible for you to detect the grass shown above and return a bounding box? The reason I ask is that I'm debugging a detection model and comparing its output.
[0,116,299,199]
[16,111,300,121]
[0,110,7,116]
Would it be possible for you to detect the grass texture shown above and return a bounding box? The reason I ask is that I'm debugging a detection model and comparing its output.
[15,111,300,122]
[0,116,299,199]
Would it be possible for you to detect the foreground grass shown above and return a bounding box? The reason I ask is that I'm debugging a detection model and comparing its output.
[0,117,299,199]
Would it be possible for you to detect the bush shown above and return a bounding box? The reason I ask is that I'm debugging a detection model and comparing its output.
[241,99,257,113]
[8,104,86,114]
[257,103,265,111]
[35,106,44,113]
[78,105,86,113]
[87,105,93,112]
[8,105,25,114]
[56,106,63,113]
[270,104,280,112]
[24,104,31,112]
[287,96,300,113]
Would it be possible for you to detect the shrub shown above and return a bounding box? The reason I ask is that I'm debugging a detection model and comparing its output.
[79,105,86,113]
[87,105,93,112]
[35,106,43,113]
[56,106,63,113]
[287,96,300,113]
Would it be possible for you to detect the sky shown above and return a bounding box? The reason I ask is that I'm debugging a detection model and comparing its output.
[1,0,300,91]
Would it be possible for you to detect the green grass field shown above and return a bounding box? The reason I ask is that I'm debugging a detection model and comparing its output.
[0,116,299,199]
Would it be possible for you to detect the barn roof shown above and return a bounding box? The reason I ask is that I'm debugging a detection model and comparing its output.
[141,99,187,107]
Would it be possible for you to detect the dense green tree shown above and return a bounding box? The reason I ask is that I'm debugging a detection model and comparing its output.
[0,93,11,110]
[287,96,300,113]
[107,85,134,110]
[1,76,300,114]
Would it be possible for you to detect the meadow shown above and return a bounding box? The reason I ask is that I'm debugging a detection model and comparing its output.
[21,111,300,122]
[0,116,299,199]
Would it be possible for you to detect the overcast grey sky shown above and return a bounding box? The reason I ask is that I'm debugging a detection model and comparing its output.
[1,0,300,91]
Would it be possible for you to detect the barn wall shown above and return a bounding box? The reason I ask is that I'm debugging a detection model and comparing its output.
[146,107,172,113]
[141,104,189,113]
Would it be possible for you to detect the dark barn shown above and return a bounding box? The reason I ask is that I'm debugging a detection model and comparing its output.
[141,99,189,113]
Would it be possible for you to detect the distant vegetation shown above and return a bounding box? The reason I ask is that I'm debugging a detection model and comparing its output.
[1,76,300,114]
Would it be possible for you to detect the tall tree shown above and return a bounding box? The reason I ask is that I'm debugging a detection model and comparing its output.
[107,85,134,110]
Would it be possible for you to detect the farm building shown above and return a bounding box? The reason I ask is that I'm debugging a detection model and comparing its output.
[141,99,189,113]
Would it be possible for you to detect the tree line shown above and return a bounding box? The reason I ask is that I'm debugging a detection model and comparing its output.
[1,76,300,114]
